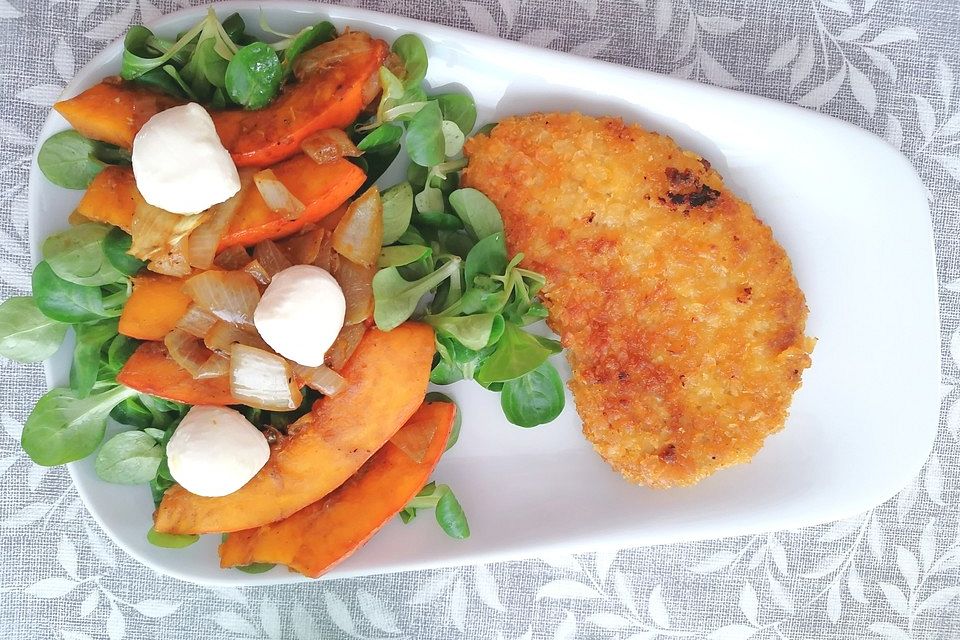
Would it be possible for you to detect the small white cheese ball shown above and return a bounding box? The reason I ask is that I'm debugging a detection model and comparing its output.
[254,265,346,367]
[166,406,269,497]
[132,103,241,214]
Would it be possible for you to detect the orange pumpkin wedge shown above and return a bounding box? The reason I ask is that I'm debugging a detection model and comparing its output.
[116,341,239,405]
[118,272,192,341]
[218,156,364,250]
[218,400,455,577]
[75,165,137,233]
[214,32,388,167]
[153,323,435,534]
[53,79,182,149]
[75,155,365,249]
[53,32,387,168]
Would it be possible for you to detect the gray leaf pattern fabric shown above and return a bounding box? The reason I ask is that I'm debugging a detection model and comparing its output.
[1,1,958,638]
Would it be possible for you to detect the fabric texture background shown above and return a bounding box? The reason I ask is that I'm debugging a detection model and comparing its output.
[1,0,958,638]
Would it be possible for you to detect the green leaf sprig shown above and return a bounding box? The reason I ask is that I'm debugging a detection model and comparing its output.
[120,10,335,109]
[399,481,470,539]
[0,224,189,472]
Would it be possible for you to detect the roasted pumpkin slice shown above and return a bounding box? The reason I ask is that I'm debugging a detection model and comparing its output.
[53,79,182,148]
[152,323,435,534]
[76,155,365,249]
[53,32,387,168]
[214,32,388,167]
[218,400,455,577]
[117,341,239,405]
[118,272,192,341]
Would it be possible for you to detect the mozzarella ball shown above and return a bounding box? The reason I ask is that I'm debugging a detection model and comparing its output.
[166,406,269,497]
[132,103,241,214]
[254,265,346,367]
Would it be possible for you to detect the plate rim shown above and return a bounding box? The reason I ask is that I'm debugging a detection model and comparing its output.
[25,0,941,585]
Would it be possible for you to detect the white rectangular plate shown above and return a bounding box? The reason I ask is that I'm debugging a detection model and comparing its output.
[28,1,939,585]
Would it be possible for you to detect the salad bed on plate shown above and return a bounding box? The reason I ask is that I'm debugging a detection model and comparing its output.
[0,9,565,577]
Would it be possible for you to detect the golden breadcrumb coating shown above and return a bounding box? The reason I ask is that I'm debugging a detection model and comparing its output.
[463,112,814,487]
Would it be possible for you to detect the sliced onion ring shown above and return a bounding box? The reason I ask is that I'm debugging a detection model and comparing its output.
[182,270,261,327]
[333,257,375,325]
[213,245,251,270]
[291,362,347,396]
[325,322,366,370]
[196,352,230,380]
[164,328,214,379]
[229,343,303,411]
[242,259,272,286]
[332,187,383,268]
[301,129,361,165]
[278,228,326,265]
[204,320,271,354]
[253,240,292,278]
[313,231,339,273]
[254,169,305,220]
[175,304,218,338]
[187,172,250,270]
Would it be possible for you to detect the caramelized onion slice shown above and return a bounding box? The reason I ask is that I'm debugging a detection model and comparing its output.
[301,129,361,165]
[325,322,366,370]
[333,257,375,325]
[175,304,218,338]
[214,245,251,270]
[164,328,214,379]
[277,228,326,265]
[196,352,230,380]
[242,259,271,286]
[130,200,205,261]
[204,320,271,354]
[187,175,248,270]
[332,187,383,268]
[254,169,305,220]
[182,270,260,327]
[291,362,347,396]
[313,229,339,273]
[252,240,292,278]
[147,236,192,277]
[229,343,303,411]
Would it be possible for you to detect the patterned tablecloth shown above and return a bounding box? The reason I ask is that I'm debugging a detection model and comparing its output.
[1,0,958,638]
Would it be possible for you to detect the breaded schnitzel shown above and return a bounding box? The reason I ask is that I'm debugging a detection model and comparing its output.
[463,113,814,487]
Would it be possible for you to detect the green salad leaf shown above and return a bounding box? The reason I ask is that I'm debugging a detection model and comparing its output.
[373,257,461,331]
[475,322,560,385]
[449,188,504,241]
[406,101,445,168]
[37,131,130,190]
[426,313,503,351]
[147,527,199,549]
[0,297,67,363]
[235,562,277,574]
[358,123,404,152]
[501,361,565,428]
[95,430,164,484]
[278,21,336,77]
[436,93,478,135]
[226,42,282,109]
[402,482,470,538]
[42,223,127,287]
[378,244,432,268]
[463,232,508,287]
[70,319,119,398]
[381,182,415,245]
[391,34,428,87]
[32,262,123,323]
[103,227,147,276]
[21,384,139,466]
